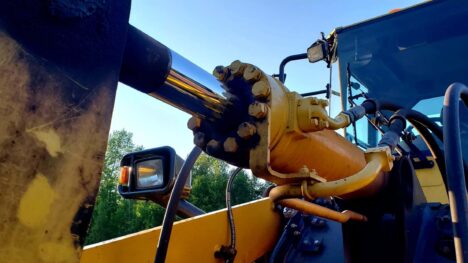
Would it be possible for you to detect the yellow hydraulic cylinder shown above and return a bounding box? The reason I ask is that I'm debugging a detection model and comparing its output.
[264,76,367,182]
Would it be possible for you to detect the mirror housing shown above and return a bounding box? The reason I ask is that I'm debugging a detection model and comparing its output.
[118,146,185,202]
[307,40,328,63]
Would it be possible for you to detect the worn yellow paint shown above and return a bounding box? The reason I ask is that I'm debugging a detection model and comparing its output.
[29,129,62,157]
[415,160,448,203]
[81,198,280,263]
[17,173,56,228]
[38,242,77,263]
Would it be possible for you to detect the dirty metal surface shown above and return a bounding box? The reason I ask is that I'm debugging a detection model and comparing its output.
[0,1,131,262]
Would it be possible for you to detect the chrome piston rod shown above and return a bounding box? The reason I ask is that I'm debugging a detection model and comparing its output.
[120,25,228,120]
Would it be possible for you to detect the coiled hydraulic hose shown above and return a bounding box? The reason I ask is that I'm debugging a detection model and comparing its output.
[442,83,468,263]
[155,147,202,263]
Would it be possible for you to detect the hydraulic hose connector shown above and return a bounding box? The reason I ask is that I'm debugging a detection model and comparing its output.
[290,96,379,133]
[289,93,351,132]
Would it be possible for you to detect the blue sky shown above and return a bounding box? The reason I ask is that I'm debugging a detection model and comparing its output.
[110,0,423,157]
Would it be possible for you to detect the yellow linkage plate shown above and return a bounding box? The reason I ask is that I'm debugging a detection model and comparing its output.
[81,198,280,263]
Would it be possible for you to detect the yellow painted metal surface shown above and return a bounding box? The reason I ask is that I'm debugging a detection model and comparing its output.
[81,198,281,263]
[242,61,366,185]
[415,161,448,204]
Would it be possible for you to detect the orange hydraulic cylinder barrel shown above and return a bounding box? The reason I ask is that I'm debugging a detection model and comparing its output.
[271,130,366,181]
[268,78,366,182]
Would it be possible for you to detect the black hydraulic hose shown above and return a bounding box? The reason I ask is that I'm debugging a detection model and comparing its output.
[278,53,308,83]
[380,102,468,186]
[380,102,443,141]
[378,114,406,151]
[154,146,202,263]
[442,83,468,263]
[343,98,379,122]
[394,109,448,183]
[226,168,243,257]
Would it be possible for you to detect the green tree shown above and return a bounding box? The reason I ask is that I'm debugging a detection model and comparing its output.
[85,132,269,245]
[189,154,269,212]
[85,130,165,245]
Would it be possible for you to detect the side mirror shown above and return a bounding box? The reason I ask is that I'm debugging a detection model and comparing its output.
[118,146,185,201]
[307,40,328,63]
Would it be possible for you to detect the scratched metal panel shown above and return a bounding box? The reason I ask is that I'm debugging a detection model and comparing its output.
[0,1,131,262]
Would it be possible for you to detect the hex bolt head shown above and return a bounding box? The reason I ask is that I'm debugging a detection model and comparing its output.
[319,99,329,107]
[252,81,271,99]
[193,132,207,148]
[313,240,322,247]
[311,118,319,126]
[237,122,257,139]
[223,137,238,153]
[310,97,319,105]
[206,139,221,154]
[229,60,245,76]
[310,217,326,227]
[243,65,262,82]
[248,102,269,119]
[441,245,451,255]
[187,116,202,130]
[319,120,329,129]
[213,66,227,81]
